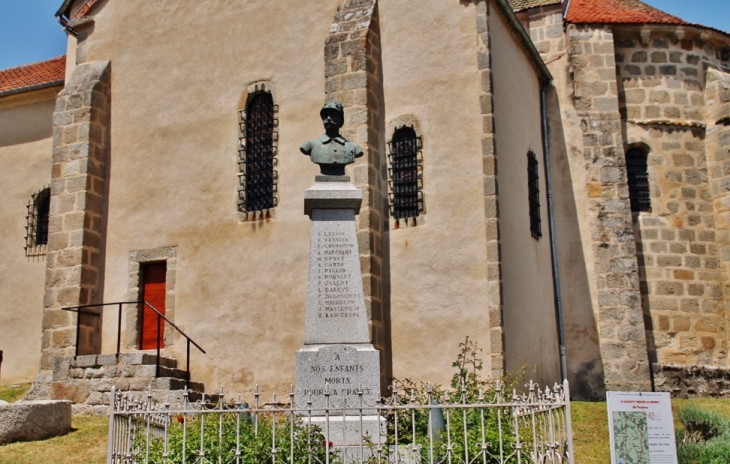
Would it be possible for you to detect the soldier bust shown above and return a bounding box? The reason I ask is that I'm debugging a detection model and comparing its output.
[300,102,363,176]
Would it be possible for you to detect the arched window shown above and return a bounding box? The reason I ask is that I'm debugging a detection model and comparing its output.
[626,147,651,212]
[25,187,50,255]
[388,126,423,220]
[238,88,278,215]
[527,151,542,240]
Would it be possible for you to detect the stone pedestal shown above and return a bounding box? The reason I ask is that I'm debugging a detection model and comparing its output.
[296,178,383,448]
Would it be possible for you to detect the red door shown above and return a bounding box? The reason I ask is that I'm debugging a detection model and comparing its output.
[140,262,166,350]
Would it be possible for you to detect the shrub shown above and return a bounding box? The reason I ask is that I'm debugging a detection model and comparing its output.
[677,405,730,464]
[137,411,339,464]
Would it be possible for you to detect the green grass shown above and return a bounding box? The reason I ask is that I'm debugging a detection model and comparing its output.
[0,416,108,464]
[571,401,611,463]
[0,383,30,403]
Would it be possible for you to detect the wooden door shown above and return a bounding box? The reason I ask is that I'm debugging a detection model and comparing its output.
[140,262,166,350]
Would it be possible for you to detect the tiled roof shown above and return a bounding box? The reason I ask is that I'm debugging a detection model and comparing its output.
[57,0,101,25]
[508,0,561,12]
[565,0,689,25]
[0,55,66,95]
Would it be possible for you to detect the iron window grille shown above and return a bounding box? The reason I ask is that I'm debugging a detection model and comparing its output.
[238,89,278,214]
[387,126,423,220]
[528,151,542,240]
[25,187,51,256]
[626,148,651,212]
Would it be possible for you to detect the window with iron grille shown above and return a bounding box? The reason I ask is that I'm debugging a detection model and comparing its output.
[388,126,423,220]
[238,89,278,215]
[527,151,542,240]
[25,187,50,256]
[626,147,651,212]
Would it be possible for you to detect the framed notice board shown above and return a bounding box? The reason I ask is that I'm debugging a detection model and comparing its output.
[607,391,677,464]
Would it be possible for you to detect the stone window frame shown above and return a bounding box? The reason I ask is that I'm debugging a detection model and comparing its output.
[25,186,51,257]
[237,81,279,222]
[124,246,177,351]
[527,150,542,240]
[625,145,652,213]
[386,115,425,228]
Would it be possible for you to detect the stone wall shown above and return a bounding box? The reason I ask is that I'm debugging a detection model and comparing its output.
[520,4,565,64]
[323,0,391,389]
[617,35,708,125]
[706,68,730,368]
[568,24,652,391]
[31,59,111,398]
[653,363,730,398]
[476,0,504,379]
[616,31,730,368]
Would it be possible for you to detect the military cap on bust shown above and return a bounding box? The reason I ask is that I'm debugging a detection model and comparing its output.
[320,102,344,117]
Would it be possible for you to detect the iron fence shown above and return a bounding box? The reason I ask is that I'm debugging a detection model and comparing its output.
[108,380,573,464]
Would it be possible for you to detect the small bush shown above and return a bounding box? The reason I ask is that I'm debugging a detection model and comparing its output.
[679,405,729,442]
[677,405,730,464]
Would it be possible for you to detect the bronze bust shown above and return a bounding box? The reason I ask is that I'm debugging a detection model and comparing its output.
[300,102,363,176]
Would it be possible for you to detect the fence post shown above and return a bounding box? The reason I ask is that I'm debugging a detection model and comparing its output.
[563,380,575,464]
[107,386,117,464]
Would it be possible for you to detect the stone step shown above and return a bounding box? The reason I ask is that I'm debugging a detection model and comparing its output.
[119,353,178,369]
[54,353,221,414]
[157,365,193,380]
[152,377,206,392]
[71,353,178,369]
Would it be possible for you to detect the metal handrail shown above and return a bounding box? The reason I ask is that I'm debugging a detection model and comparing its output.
[61,301,205,388]
[142,301,205,383]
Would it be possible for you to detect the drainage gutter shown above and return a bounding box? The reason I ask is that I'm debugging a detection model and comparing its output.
[541,81,568,382]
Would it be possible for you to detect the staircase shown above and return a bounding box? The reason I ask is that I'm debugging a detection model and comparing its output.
[48,352,214,415]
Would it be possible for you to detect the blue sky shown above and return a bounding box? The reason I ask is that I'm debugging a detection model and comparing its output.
[0,1,729,71]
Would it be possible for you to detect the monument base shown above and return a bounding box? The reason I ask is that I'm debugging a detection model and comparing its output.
[295,344,381,413]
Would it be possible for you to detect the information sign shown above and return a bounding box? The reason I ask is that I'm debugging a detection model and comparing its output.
[606,391,677,464]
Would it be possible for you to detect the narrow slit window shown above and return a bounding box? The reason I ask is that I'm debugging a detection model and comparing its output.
[388,126,423,220]
[527,151,542,240]
[238,90,278,214]
[626,148,651,212]
[25,187,50,256]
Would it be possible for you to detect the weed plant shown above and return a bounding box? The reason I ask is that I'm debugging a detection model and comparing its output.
[384,337,526,463]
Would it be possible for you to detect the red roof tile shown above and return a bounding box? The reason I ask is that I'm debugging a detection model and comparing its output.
[0,56,66,94]
[566,0,689,26]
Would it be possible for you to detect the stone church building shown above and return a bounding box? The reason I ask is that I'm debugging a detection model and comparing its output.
[0,0,728,407]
